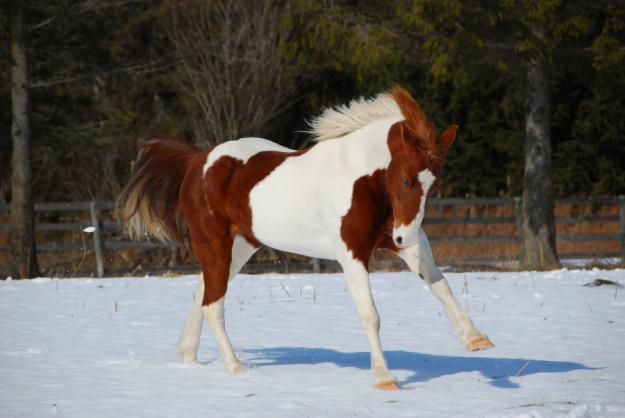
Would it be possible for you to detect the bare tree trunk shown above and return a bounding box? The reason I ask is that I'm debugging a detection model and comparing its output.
[520,55,561,270]
[10,0,39,278]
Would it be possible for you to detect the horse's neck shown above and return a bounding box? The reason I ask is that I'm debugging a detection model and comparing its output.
[332,118,399,175]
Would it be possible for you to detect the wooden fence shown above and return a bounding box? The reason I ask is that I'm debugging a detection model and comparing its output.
[1,196,624,276]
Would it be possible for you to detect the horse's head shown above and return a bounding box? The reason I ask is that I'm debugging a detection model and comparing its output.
[386,90,457,248]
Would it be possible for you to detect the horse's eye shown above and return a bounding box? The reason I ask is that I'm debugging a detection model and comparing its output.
[402,177,411,187]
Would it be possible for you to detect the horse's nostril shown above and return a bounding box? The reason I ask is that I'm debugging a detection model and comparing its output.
[395,236,403,244]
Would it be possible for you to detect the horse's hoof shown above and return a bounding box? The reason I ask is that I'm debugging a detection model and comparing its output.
[226,362,248,374]
[179,352,197,364]
[467,336,494,351]
[375,380,401,391]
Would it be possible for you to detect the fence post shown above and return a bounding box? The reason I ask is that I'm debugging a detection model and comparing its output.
[514,197,524,262]
[619,196,625,264]
[311,258,321,273]
[89,201,105,278]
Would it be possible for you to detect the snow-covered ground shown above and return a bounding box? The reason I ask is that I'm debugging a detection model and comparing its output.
[1,269,624,417]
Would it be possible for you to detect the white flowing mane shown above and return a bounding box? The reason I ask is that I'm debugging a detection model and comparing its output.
[308,91,403,142]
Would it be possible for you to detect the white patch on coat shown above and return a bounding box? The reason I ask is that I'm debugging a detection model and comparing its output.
[392,169,436,247]
[202,137,292,176]
[228,235,258,279]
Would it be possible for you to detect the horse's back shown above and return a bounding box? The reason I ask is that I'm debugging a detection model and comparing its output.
[204,137,293,173]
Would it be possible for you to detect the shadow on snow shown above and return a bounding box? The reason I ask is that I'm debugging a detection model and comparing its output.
[244,347,595,389]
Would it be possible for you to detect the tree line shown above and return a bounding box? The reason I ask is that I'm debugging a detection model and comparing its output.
[2,0,624,277]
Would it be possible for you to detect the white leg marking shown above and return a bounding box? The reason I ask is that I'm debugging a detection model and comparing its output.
[204,297,246,373]
[401,229,491,349]
[177,273,205,363]
[429,280,485,346]
[341,258,397,387]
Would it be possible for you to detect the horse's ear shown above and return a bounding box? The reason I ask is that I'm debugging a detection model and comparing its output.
[399,121,412,151]
[439,125,458,152]
[388,121,411,154]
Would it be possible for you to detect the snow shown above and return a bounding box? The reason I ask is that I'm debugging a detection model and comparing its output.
[1,269,624,417]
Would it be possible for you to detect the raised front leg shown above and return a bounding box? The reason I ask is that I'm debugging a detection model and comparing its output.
[340,258,399,390]
[400,229,494,351]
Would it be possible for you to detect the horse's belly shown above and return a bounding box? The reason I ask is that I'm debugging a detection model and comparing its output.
[250,194,342,260]
[254,220,339,260]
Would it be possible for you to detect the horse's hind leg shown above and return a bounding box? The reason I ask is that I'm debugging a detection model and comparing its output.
[201,234,258,373]
[177,273,205,363]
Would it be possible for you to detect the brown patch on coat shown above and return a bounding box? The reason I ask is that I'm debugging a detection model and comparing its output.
[340,169,395,267]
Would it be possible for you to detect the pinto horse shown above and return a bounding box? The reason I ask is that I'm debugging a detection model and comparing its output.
[119,87,493,390]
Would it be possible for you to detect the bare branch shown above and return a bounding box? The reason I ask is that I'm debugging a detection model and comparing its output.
[30,0,153,32]
[28,58,179,88]
[167,0,297,145]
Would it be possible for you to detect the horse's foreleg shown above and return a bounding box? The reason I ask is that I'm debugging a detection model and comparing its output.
[341,259,399,390]
[177,273,205,363]
[401,229,494,351]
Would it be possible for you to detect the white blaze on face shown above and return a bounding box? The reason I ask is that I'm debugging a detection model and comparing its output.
[393,169,436,248]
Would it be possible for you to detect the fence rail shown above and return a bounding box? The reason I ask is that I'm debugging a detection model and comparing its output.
[1,196,624,276]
